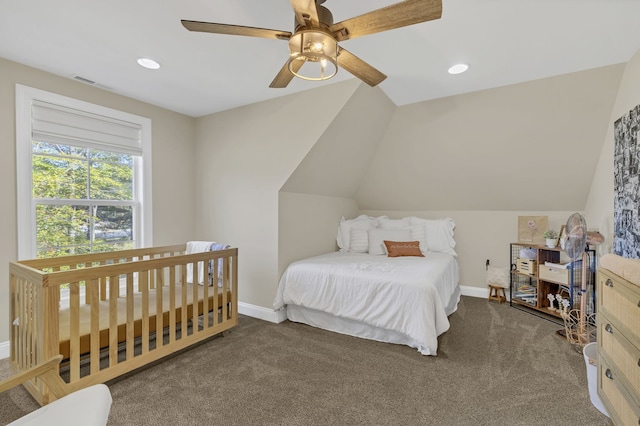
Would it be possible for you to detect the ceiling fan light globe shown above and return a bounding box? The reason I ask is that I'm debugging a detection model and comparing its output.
[287,30,338,81]
[287,54,337,81]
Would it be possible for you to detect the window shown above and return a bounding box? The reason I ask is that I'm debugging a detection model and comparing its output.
[16,85,152,260]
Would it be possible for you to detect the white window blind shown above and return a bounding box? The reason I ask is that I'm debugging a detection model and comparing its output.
[16,84,153,260]
[31,99,143,155]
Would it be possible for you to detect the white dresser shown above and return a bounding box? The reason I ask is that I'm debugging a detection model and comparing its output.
[597,267,640,425]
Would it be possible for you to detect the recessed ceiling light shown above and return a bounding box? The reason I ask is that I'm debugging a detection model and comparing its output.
[137,57,161,70]
[448,63,469,75]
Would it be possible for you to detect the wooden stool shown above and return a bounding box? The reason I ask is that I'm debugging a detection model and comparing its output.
[488,284,507,304]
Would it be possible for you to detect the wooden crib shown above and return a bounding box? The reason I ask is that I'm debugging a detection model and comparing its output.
[9,244,238,405]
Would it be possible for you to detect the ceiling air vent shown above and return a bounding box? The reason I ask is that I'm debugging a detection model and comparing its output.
[73,75,96,85]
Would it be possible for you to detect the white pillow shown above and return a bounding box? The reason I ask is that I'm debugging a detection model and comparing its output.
[410,223,428,253]
[368,228,412,255]
[408,217,456,256]
[336,215,378,251]
[377,217,427,253]
[378,217,412,229]
[349,228,370,253]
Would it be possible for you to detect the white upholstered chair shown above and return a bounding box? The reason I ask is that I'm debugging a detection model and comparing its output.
[0,355,112,426]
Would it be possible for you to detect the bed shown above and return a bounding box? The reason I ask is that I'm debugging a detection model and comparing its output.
[9,243,238,405]
[274,215,460,356]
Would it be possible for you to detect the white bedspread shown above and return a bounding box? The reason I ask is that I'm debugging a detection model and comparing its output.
[273,251,460,355]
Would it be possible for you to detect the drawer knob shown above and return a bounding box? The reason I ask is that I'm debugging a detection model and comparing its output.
[605,368,613,380]
[605,324,613,333]
[605,279,613,287]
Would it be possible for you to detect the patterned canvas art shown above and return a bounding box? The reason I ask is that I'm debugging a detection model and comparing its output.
[614,104,640,258]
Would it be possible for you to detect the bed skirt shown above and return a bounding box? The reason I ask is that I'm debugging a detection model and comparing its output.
[286,305,440,355]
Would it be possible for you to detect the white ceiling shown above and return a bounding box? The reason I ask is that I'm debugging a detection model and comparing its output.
[1,0,640,118]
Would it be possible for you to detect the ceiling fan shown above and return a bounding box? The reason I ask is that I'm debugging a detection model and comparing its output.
[181,0,442,88]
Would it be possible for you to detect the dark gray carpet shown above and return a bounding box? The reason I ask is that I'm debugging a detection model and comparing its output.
[0,296,611,425]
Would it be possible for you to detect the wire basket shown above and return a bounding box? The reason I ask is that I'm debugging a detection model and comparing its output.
[560,309,597,352]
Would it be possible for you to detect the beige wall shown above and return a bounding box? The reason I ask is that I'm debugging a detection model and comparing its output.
[0,58,197,342]
[278,192,357,277]
[356,64,624,211]
[585,47,640,255]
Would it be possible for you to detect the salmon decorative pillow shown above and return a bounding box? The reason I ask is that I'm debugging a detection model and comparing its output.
[383,241,424,257]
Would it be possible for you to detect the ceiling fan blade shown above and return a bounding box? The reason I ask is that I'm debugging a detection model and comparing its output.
[289,0,320,27]
[269,59,304,88]
[181,20,291,40]
[337,48,387,87]
[330,0,442,42]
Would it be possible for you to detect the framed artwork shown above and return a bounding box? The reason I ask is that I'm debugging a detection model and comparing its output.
[518,216,548,245]
[613,104,640,258]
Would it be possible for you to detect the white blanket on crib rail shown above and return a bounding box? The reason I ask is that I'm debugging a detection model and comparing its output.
[186,241,214,284]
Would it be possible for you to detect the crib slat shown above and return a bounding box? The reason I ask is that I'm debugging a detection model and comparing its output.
[169,266,176,344]
[141,270,149,354]
[42,284,58,393]
[109,274,119,366]
[149,259,156,290]
[212,260,219,327]
[126,273,134,360]
[99,260,108,301]
[83,262,91,304]
[222,258,228,321]
[202,266,209,330]
[153,268,161,349]
[231,253,238,321]
[18,281,26,370]
[192,262,199,336]
[69,281,80,383]
[89,278,100,375]
[9,274,16,363]
[181,265,188,340]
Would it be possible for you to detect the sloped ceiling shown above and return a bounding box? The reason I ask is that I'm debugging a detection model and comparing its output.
[354,64,625,211]
[282,64,625,212]
[281,83,395,197]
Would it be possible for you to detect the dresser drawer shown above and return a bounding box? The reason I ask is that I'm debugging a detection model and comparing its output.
[599,354,640,426]
[599,270,640,347]
[599,317,640,403]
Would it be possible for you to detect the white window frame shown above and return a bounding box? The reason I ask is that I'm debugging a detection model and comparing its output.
[16,84,153,260]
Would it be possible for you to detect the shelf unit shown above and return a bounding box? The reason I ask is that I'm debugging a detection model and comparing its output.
[509,243,596,322]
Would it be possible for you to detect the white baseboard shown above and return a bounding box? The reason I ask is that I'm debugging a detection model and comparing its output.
[460,285,490,299]
[0,340,9,360]
[460,284,510,301]
[238,302,287,323]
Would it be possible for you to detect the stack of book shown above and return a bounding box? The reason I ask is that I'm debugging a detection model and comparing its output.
[515,284,537,305]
